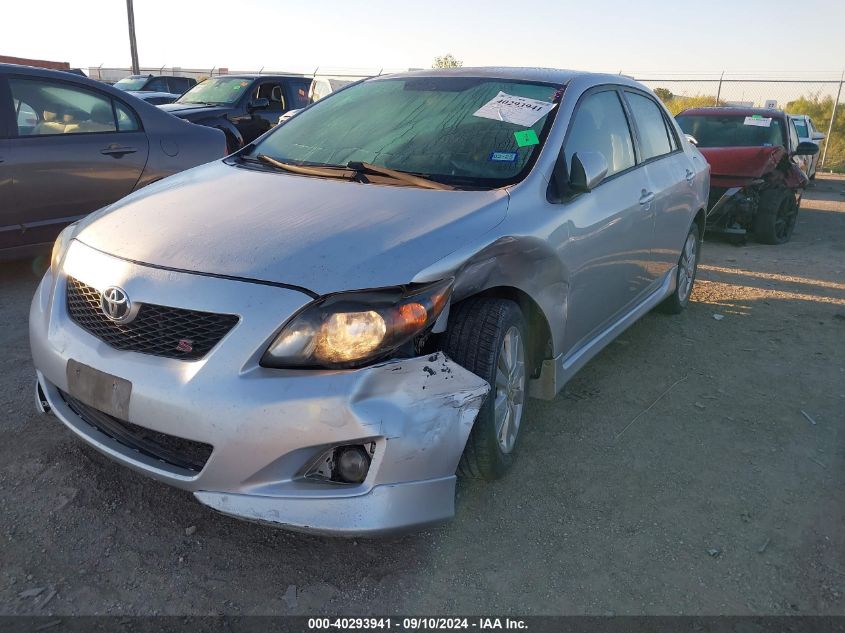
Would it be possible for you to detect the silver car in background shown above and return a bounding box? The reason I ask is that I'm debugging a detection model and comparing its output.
[30,68,709,535]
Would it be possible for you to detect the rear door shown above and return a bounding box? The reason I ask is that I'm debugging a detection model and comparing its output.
[0,76,17,250]
[623,89,695,282]
[5,75,150,248]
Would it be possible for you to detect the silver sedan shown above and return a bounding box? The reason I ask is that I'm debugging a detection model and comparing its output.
[30,68,709,535]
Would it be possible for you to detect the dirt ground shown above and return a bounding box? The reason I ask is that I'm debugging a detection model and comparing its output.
[1,176,843,616]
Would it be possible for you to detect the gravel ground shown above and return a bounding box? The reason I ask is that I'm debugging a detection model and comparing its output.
[1,176,843,616]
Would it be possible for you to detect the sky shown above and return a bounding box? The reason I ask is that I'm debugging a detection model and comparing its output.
[4,0,844,77]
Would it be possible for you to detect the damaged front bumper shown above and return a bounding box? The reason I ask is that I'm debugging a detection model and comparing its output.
[705,185,754,235]
[30,242,489,536]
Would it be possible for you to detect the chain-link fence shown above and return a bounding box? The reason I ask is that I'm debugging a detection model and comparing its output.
[633,75,845,172]
[87,65,412,83]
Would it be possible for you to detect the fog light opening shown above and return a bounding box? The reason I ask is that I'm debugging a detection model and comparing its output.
[334,445,371,484]
[303,442,374,484]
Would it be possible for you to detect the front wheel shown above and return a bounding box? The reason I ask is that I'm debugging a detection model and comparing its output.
[444,298,528,480]
[658,222,700,314]
[754,188,798,244]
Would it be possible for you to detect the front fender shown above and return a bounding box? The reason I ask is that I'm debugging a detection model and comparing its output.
[414,235,569,356]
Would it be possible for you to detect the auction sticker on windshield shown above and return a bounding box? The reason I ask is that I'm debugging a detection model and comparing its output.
[744,115,772,127]
[473,91,556,127]
[513,129,539,147]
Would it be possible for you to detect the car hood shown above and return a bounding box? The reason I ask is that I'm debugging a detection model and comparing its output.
[158,102,231,119]
[75,161,508,295]
[699,146,786,178]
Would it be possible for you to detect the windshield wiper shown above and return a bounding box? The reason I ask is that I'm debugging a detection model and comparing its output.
[346,161,455,191]
[256,154,358,180]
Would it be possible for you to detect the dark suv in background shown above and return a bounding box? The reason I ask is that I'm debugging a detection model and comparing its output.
[159,74,311,151]
[114,74,197,96]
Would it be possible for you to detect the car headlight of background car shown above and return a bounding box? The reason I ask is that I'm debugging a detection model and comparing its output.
[51,222,80,277]
[261,278,453,369]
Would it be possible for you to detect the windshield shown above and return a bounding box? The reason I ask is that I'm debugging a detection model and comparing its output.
[177,77,253,105]
[248,76,562,189]
[676,114,786,148]
[114,77,148,91]
[792,119,808,138]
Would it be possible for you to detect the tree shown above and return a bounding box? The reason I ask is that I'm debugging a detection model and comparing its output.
[432,54,463,69]
[653,87,674,102]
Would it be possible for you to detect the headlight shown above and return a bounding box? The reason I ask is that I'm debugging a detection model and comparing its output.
[261,278,453,369]
[51,222,79,276]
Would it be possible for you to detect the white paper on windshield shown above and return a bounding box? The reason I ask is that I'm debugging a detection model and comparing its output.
[744,116,772,127]
[473,92,557,127]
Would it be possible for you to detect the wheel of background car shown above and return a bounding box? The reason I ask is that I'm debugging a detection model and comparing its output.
[443,297,528,480]
[754,189,798,245]
[658,223,700,314]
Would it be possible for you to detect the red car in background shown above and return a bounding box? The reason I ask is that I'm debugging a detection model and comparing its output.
[675,107,819,244]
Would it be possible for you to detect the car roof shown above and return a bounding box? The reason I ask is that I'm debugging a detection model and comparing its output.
[381,66,587,85]
[678,106,787,119]
[211,73,310,80]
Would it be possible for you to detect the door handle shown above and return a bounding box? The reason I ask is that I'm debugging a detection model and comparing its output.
[685,169,695,184]
[100,145,137,158]
[639,190,655,205]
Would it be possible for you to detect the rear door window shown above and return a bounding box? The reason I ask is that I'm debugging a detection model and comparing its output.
[146,77,169,92]
[286,79,311,110]
[168,77,191,94]
[564,89,636,180]
[624,91,674,160]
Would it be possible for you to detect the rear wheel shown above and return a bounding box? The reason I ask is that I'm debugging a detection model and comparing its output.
[658,223,700,314]
[754,188,798,244]
[444,298,528,480]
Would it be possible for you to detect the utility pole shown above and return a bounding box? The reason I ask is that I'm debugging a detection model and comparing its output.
[820,70,843,170]
[714,71,724,106]
[126,0,140,75]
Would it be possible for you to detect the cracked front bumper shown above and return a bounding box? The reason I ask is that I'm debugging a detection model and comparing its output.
[30,241,489,535]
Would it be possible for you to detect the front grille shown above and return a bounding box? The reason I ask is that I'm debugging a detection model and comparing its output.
[60,390,213,473]
[66,277,239,360]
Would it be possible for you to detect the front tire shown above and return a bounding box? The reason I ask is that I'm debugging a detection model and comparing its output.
[444,298,528,480]
[754,188,798,244]
[658,222,700,314]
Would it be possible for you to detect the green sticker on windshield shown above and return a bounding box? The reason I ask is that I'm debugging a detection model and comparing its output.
[514,129,539,147]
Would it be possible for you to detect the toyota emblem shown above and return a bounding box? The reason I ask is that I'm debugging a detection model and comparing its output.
[100,286,132,323]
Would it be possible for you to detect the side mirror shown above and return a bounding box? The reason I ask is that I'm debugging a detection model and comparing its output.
[793,141,820,156]
[811,131,826,141]
[249,97,270,111]
[685,134,698,146]
[569,151,608,192]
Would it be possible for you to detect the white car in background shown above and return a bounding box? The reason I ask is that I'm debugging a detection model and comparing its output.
[789,114,825,179]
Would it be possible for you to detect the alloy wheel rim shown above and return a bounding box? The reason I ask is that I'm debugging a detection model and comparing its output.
[677,233,697,302]
[494,326,526,454]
